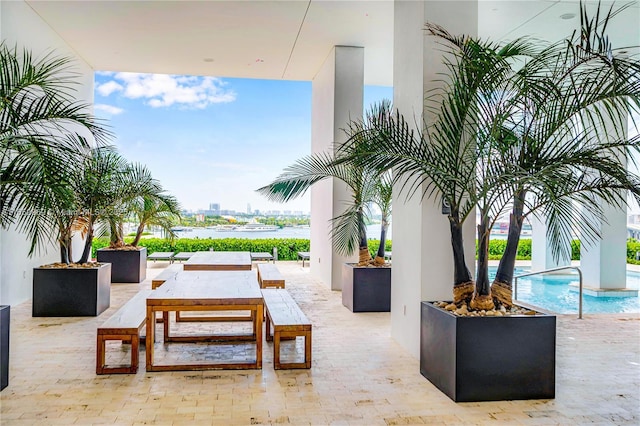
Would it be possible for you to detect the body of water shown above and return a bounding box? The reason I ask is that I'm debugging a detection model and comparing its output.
[489,267,640,314]
[169,224,389,241]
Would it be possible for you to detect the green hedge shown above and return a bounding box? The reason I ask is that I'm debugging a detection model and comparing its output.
[92,237,639,263]
[92,237,311,260]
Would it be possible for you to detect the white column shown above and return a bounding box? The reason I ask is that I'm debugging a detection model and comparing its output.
[580,201,628,289]
[580,115,629,290]
[0,0,94,306]
[310,46,363,290]
[531,215,571,271]
[392,0,477,357]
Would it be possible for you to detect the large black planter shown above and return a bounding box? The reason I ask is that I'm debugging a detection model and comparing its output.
[342,264,391,312]
[97,247,147,283]
[420,301,556,402]
[1,305,9,391]
[32,264,111,317]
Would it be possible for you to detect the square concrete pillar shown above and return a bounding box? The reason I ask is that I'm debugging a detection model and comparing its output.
[310,46,364,290]
[392,0,478,357]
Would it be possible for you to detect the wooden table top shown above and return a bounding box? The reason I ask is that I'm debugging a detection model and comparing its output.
[148,270,263,306]
[184,251,252,271]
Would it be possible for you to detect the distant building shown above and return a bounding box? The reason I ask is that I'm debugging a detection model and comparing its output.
[247,203,252,215]
[195,214,205,222]
[210,203,220,216]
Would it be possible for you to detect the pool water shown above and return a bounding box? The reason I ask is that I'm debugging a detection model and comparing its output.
[487,267,640,314]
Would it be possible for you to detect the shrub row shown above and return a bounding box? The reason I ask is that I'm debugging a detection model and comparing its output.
[92,237,311,261]
[482,239,581,261]
[92,237,640,263]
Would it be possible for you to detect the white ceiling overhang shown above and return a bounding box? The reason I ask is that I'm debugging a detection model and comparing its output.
[24,0,639,85]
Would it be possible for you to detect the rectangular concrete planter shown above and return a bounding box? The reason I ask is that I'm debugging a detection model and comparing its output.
[1,305,9,391]
[32,264,111,317]
[342,264,391,312]
[420,301,556,402]
[97,247,147,283]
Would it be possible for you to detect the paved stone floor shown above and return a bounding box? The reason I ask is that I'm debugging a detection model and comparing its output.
[1,261,638,425]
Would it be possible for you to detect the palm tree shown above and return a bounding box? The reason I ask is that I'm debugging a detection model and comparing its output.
[487,2,640,307]
[372,172,392,265]
[0,44,110,256]
[257,104,391,266]
[338,2,640,310]
[128,192,180,247]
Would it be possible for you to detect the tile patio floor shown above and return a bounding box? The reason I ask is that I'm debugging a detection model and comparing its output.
[0,261,638,425]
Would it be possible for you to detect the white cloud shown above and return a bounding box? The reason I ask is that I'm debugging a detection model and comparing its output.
[94,104,124,115]
[96,81,123,96]
[100,72,236,109]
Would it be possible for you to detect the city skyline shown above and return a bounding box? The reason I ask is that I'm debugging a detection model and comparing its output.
[94,72,392,213]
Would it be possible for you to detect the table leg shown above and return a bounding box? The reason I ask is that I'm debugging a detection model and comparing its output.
[163,311,170,341]
[256,304,263,369]
[146,306,155,371]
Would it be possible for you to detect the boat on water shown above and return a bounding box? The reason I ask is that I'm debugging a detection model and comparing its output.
[236,223,279,232]
[171,226,193,232]
[213,225,238,231]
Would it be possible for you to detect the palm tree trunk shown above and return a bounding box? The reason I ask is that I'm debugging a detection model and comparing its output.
[59,240,70,264]
[79,222,94,263]
[491,189,526,308]
[470,217,495,310]
[450,212,474,305]
[357,211,372,266]
[109,219,119,247]
[373,218,388,265]
[131,223,145,247]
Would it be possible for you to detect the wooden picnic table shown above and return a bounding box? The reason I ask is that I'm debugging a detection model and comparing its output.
[184,251,252,271]
[145,270,264,371]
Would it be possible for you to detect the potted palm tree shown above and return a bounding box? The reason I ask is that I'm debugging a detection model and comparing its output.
[31,147,121,316]
[339,2,640,401]
[0,44,112,318]
[96,162,179,283]
[257,106,392,312]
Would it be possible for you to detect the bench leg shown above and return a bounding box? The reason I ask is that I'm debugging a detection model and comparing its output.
[97,333,139,374]
[273,330,312,370]
[96,335,106,375]
[273,330,281,369]
[305,329,312,369]
[130,335,139,373]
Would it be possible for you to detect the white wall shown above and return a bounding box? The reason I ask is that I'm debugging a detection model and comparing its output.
[310,46,364,289]
[0,0,94,306]
[391,0,477,358]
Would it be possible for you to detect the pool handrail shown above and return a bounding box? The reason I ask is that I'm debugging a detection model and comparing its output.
[514,266,583,319]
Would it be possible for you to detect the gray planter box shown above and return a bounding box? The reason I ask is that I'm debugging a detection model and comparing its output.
[97,247,147,283]
[1,305,9,391]
[342,264,391,312]
[420,301,556,402]
[32,264,111,317]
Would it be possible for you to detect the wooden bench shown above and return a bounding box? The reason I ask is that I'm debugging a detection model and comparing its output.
[261,289,311,369]
[96,289,152,374]
[297,251,310,267]
[173,252,194,262]
[151,264,183,289]
[147,251,175,263]
[250,252,274,263]
[257,263,285,289]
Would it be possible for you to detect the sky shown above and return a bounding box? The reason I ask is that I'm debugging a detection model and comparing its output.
[94,72,393,214]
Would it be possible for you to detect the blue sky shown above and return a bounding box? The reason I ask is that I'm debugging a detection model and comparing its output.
[94,72,392,214]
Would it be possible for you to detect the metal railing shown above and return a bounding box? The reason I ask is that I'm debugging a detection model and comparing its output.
[514,266,583,319]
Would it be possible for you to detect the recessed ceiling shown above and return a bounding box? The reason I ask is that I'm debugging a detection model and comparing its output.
[24,0,639,86]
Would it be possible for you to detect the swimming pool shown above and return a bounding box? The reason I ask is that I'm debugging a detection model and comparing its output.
[487,267,640,314]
